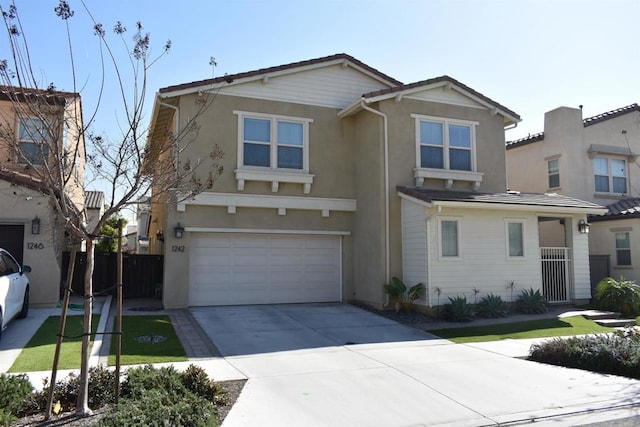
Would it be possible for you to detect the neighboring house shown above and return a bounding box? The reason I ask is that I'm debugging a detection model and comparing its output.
[147,54,605,310]
[135,196,151,254]
[506,104,640,289]
[84,190,104,235]
[0,86,85,306]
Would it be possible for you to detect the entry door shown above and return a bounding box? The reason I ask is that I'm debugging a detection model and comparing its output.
[0,225,25,265]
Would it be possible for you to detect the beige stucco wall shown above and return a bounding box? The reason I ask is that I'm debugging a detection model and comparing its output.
[158,93,359,308]
[590,218,640,283]
[0,180,62,306]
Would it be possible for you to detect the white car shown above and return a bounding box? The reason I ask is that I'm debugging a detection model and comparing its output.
[0,248,30,341]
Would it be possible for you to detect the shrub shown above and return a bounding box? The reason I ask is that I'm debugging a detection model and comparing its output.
[476,294,508,318]
[0,373,33,422]
[121,365,188,401]
[33,365,117,414]
[516,288,548,314]
[596,277,640,316]
[529,330,640,379]
[443,296,474,322]
[180,364,226,405]
[104,364,219,426]
[99,391,217,427]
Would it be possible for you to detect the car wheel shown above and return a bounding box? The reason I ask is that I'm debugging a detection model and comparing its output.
[18,287,29,319]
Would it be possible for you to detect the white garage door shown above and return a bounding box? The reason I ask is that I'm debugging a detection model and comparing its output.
[189,233,342,306]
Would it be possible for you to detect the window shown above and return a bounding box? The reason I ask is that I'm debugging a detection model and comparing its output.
[616,232,631,266]
[237,112,311,171]
[440,219,460,258]
[506,221,524,257]
[18,117,49,165]
[548,159,559,189]
[414,115,477,172]
[594,157,627,194]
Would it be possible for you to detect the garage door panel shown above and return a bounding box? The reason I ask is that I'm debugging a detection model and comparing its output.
[189,233,341,306]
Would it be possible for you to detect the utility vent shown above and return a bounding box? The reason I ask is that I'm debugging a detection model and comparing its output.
[507,190,521,195]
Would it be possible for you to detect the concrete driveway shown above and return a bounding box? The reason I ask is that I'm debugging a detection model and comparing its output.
[190,303,640,426]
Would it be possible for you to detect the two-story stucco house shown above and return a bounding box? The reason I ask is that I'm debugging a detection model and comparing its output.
[147,54,605,310]
[506,104,640,290]
[0,86,85,306]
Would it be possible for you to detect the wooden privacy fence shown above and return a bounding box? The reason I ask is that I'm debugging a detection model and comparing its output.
[61,252,164,299]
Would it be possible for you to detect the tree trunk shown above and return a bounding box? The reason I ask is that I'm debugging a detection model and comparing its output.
[76,240,94,415]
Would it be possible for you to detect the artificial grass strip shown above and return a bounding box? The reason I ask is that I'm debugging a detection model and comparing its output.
[427,315,614,343]
[108,315,187,366]
[9,315,99,372]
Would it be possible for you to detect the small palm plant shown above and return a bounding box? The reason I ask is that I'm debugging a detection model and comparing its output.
[596,277,640,316]
[383,277,424,313]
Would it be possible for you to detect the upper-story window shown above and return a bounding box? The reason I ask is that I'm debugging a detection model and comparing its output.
[616,232,631,266]
[18,117,49,165]
[548,159,560,189]
[234,111,315,194]
[411,114,482,190]
[594,157,627,194]
[414,115,477,172]
[238,112,311,171]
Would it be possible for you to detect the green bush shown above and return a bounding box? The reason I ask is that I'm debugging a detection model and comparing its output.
[33,365,117,414]
[180,365,226,405]
[0,373,33,423]
[98,391,217,427]
[516,288,548,314]
[529,329,640,379]
[476,294,508,318]
[104,364,218,426]
[596,277,640,316]
[443,296,474,322]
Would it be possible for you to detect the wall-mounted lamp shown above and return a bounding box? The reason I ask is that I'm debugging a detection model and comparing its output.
[578,219,590,234]
[156,228,164,242]
[31,216,40,235]
[174,223,185,239]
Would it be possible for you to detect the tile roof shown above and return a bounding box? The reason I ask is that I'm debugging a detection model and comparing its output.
[362,75,521,121]
[397,186,605,210]
[589,198,640,222]
[583,103,640,127]
[0,85,79,105]
[505,132,545,149]
[506,103,640,149]
[0,167,46,193]
[84,191,104,210]
[159,53,403,94]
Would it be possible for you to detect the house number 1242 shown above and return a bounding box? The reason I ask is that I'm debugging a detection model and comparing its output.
[171,245,185,252]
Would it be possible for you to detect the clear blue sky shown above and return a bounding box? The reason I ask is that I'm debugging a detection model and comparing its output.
[3,0,639,158]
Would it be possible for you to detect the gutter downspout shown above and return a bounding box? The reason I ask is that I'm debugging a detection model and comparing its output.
[359,100,390,306]
[424,205,442,307]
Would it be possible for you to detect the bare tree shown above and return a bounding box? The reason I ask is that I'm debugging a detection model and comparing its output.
[0,1,223,416]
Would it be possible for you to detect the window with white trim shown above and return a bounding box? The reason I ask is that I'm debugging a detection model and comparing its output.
[616,232,631,266]
[594,157,627,194]
[236,111,312,171]
[414,115,477,172]
[506,220,525,258]
[548,159,559,189]
[439,218,460,258]
[18,117,49,165]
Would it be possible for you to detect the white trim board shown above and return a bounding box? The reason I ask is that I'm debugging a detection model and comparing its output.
[178,192,357,212]
[185,227,350,236]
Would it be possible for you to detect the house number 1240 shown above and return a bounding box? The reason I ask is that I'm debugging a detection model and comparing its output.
[171,245,185,252]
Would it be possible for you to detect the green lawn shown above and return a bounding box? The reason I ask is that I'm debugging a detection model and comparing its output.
[427,315,614,343]
[108,315,187,366]
[9,315,99,372]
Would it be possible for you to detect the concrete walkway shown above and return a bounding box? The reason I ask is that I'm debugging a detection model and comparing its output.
[2,301,640,426]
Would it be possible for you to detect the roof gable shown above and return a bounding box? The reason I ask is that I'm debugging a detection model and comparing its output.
[339,76,520,126]
[158,53,401,109]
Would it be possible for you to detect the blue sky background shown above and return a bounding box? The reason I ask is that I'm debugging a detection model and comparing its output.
[2,0,639,188]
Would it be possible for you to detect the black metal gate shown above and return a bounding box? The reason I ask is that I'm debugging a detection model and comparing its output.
[61,252,163,299]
